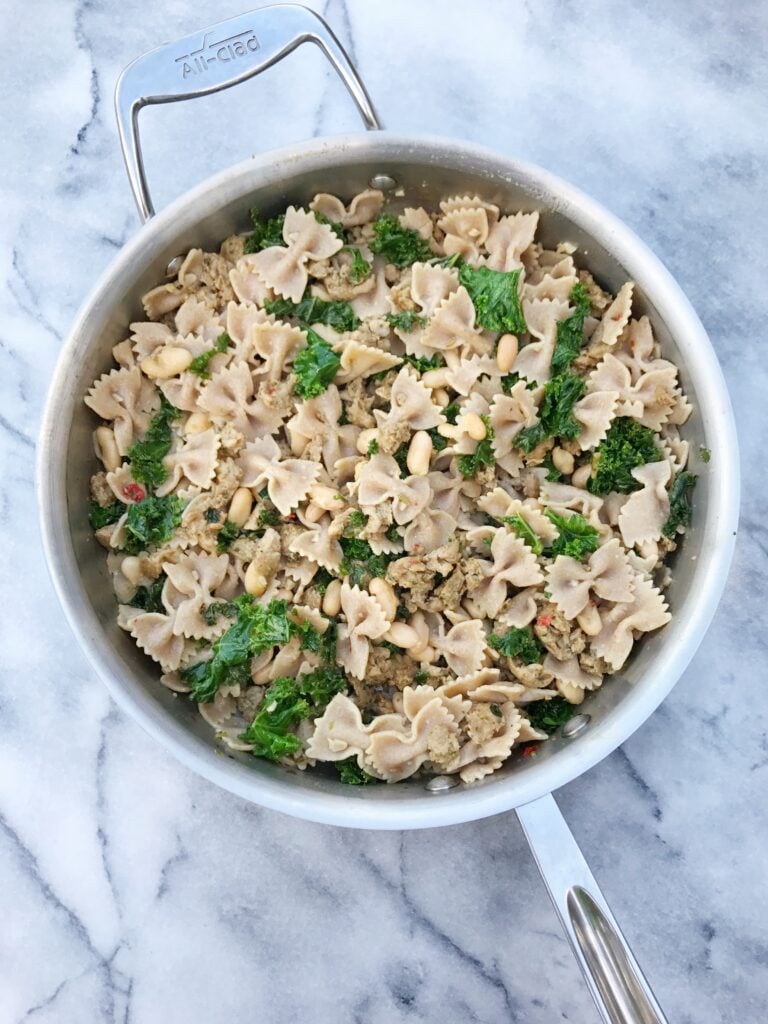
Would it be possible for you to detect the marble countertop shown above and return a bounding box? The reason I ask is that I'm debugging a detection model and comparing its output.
[3,0,766,1020]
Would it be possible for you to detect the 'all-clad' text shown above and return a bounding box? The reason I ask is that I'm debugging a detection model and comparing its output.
[175,30,260,78]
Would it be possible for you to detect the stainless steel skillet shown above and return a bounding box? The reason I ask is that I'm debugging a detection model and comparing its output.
[36,6,739,1022]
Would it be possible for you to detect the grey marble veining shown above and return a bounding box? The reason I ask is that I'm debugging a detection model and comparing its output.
[2,0,767,1021]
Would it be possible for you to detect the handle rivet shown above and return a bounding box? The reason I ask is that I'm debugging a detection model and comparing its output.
[562,714,591,738]
[369,173,397,191]
[425,775,459,793]
[165,255,184,279]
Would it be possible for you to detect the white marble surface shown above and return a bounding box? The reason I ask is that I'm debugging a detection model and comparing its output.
[2,0,767,1020]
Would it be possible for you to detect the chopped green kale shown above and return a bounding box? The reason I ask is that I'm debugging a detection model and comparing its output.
[128,394,181,491]
[216,519,241,553]
[343,510,368,538]
[588,417,662,495]
[128,575,165,613]
[458,264,527,334]
[313,211,345,239]
[202,601,238,626]
[89,500,126,531]
[311,568,334,596]
[204,507,221,524]
[264,293,359,332]
[525,696,578,734]
[549,283,591,376]
[499,513,544,555]
[663,471,697,538]
[123,494,184,554]
[188,332,230,379]
[348,247,371,283]
[515,373,586,453]
[427,426,448,453]
[456,416,495,478]
[545,510,599,561]
[402,353,444,374]
[293,329,341,399]
[243,208,285,253]
[336,758,379,785]
[699,446,712,464]
[367,438,379,456]
[487,627,543,664]
[386,310,428,332]
[369,214,432,268]
[443,402,460,425]
[339,537,394,587]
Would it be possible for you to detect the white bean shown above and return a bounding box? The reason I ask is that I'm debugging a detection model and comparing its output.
[552,447,575,476]
[357,428,378,455]
[228,487,253,528]
[304,502,325,524]
[94,426,120,471]
[121,556,143,586]
[140,345,193,380]
[310,485,345,511]
[185,411,211,435]
[407,612,431,654]
[244,562,268,597]
[496,333,519,374]
[577,603,602,637]
[462,412,487,441]
[321,578,342,617]
[432,388,451,408]
[369,578,398,621]
[556,679,585,705]
[572,463,592,489]
[437,422,461,440]
[406,431,432,476]
[383,622,421,649]
[421,368,450,389]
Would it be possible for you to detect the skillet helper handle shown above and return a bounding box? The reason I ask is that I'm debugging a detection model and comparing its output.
[516,794,668,1024]
[114,3,381,222]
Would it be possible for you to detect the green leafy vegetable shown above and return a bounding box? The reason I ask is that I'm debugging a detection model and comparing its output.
[264,293,359,332]
[367,438,379,456]
[427,426,448,453]
[128,575,165,613]
[386,310,428,332]
[545,510,600,561]
[188,332,230,379]
[293,329,342,399]
[487,628,543,664]
[588,417,662,495]
[202,600,238,626]
[525,696,578,734]
[456,416,495,478]
[123,494,184,554]
[499,514,544,555]
[339,537,394,587]
[128,395,181,491]
[549,283,591,376]
[216,519,241,553]
[699,446,712,463]
[662,472,697,538]
[311,568,334,596]
[336,758,379,785]
[516,373,587,453]
[89,500,126,531]
[393,443,410,477]
[386,523,401,543]
[343,510,368,537]
[402,353,444,374]
[458,264,527,334]
[443,402,460,425]
[369,214,432,268]
[348,248,371,283]
[313,211,345,239]
[541,452,563,482]
[204,508,221,524]
[244,208,285,253]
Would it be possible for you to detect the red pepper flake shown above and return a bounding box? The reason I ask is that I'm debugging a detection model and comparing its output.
[122,483,146,503]
[536,614,552,628]
[521,744,539,758]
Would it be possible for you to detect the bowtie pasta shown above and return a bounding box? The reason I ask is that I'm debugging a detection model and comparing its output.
[85,191,697,786]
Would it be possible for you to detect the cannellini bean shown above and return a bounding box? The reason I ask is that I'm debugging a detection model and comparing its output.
[121,556,143,586]
[94,426,120,471]
[421,368,450,389]
[406,431,432,476]
[185,411,211,435]
[383,622,421,649]
[310,485,345,511]
[357,428,378,455]
[408,612,431,654]
[369,578,398,621]
[304,501,325,524]
[321,578,342,617]
[552,447,575,476]
[432,388,451,407]
[228,487,253,528]
[572,463,592,489]
[437,422,461,440]
[556,679,585,705]
[577,604,602,637]
[414,644,438,664]
[462,412,487,441]
[244,562,268,597]
[140,345,193,380]
[496,333,519,374]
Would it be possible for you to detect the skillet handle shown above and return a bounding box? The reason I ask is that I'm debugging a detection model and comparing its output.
[114,3,381,222]
[516,794,668,1024]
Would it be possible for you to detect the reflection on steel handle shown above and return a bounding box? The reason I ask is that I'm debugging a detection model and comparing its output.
[114,3,381,221]
[516,794,668,1024]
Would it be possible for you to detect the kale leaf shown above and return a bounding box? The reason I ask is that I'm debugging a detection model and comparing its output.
[123,494,184,554]
[243,208,285,253]
[458,264,527,334]
[662,471,697,538]
[525,696,578,734]
[487,628,543,664]
[89,500,126,531]
[293,328,342,399]
[216,519,242,553]
[264,293,359,332]
[310,568,334,596]
[369,214,432,268]
[549,283,591,376]
[202,601,238,626]
[498,513,544,555]
[336,758,379,785]
[457,416,495,478]
[545,510,600,561]
[386,310,428,332]
[339,537,394,587]
[128,575,166,613]
[128,394,181,491]
[313,211,345,239]
[188,332,230,379]
[587,417,662,494]
[402,353,444,374]
[515,373,586,452]
[367,438,379,456]
[348,247,371,283]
